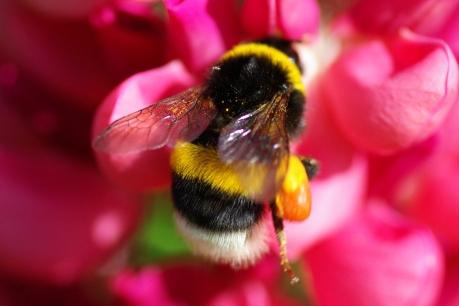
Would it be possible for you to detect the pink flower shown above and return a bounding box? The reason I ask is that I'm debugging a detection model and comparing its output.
[241,0,319,40]
[436,261,459,306]
[429,4,459,58]
[349,0,459,35]
[270,81,367,257]
[18,0,109,18]
[90,1,167,78]
[0,0,116,109]
[322,29,458,154]
[165,0,243,74]
[112,256,302,306]
[3,0,459,304]
[92,60,196,191]
[0,65,141,284]
[401,153,459,253]
[0,147,141,284]
[305,202,444,306]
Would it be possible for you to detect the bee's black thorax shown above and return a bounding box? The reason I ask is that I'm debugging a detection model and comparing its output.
[204,55,290,120]
[196,39,305,148]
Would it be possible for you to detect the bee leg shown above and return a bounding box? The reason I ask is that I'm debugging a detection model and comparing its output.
[299,157,319,180]
[270,201,300,285]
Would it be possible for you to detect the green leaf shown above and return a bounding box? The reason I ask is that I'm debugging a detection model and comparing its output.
[130,193,191,266]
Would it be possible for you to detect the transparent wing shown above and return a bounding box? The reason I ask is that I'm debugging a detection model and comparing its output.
[93,87,216,154]
[218,91,291,202]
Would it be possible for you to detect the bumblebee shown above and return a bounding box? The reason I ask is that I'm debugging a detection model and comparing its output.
[94,37,318,283]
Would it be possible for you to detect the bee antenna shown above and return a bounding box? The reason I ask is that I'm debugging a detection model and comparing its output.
[270,201,300,285]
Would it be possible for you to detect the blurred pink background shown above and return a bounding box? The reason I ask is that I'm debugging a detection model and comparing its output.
[1,0,459,305]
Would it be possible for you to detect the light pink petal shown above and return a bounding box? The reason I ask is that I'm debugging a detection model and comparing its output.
[403,153,459,253]
[0,0,115,109]
[165,0,234,74]
[92,60,196,192]
[90,2,167,78]
[350,0,459,35]
[323,30,459,155]
[111,257,299,306]
[0,148,141,284]
[273,82,368,257]
[432,4,459,58]
[241,0,319,39]
[276,0,320,40]
[305,202,444,306]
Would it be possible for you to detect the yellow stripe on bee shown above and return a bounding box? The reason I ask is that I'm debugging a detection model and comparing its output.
[171,142,248,196]
[221,43,305,94]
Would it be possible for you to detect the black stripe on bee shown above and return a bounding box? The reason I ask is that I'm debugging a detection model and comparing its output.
[171,172,265,232]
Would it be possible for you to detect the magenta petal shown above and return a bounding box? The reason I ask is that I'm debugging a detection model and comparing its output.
[0,0,115,109]
[276,0,319,39]
[241,0,319,39]
[90,2,167,78]
[429,4,459,61]
[405,153,459,253]
[306,202,444,306]
[92,61,196,192]
[323,30,459,155]
[275,155,366,258]
[350,0,459,35]
[277,83,367,257]
[112,257,300,306]
[436,263,459,306]
[165,0,228,74]
[0,148,141,284]
[19,0,109,18]
[241,0,276,38]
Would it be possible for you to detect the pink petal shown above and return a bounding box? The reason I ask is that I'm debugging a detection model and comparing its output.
[241,0,319,39]
[367,136,438,201]
[165,0,236,74]
[276,0,320,40]
[323,30,459,155]
[92,61,196,192]
[18,0,109,18]
[0,286,11,306]
[436,261,459,306]
[350,0,459,35]
[241,0,276,38]
[112,257,300,306]
[432,4,459,58]
[0,147,141,284]
[90,2,167,78]
[274,82,368,257]
[0,0,115,109]
[305,202,444,306]
[404,153,459,253]
[437,96,459,155]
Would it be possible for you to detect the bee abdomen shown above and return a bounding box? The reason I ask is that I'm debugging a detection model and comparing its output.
[171,173,264,232]
[170,143,269,267]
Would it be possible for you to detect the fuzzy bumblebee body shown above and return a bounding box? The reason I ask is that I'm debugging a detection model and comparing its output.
[171,143,268,266]
[170,39,308,267]
[93,37,317,280]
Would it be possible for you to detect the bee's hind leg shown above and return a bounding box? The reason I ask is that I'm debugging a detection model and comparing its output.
[299,157,319,180]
